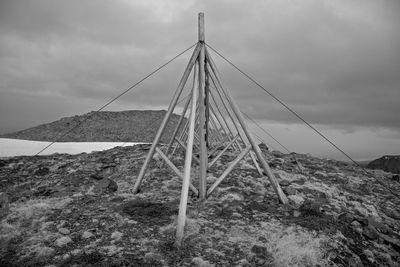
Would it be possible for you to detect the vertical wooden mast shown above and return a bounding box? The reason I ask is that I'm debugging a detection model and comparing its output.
[198,12,207,199]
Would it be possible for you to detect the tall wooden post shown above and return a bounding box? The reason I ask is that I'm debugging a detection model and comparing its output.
[175,65,198,246]
[205,59,211,149]
[198,12,207,199]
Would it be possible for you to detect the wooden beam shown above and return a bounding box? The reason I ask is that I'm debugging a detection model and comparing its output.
[208,135,239,168]
[209,114,225,142]
[250,151,263,175]
[209,105,231,144]
[205,56,211,148]
[133,44,201,194]
[205,48,288,204]
[207,145,251,197]
[207,64,263,176]
[155,147,198,196]
[175,62,199,247]
[209,91,241,152]
[198,44,207,199]
[198,12,205,42]
[175,138,201,164]
[207,70,247,149]
[164,91,192,159]
[171,119,190,157]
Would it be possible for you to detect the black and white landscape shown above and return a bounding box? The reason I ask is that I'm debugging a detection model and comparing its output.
[1,1,399,266]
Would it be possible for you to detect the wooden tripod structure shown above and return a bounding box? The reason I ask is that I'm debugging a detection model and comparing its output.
[132,13,288,246]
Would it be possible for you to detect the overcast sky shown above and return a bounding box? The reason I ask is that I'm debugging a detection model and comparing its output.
[0,0,399,160]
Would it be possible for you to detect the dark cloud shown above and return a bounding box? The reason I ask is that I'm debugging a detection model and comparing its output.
[0,0,399,159]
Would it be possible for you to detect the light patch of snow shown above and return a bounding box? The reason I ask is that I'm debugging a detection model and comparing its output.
[0,138,149,157]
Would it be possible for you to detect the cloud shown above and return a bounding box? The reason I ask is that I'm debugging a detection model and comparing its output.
[0,0,399,159]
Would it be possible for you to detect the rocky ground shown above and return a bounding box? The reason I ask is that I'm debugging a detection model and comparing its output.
[0,145,399,266]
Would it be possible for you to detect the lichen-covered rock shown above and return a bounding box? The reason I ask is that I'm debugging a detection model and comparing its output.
[54,236,72,247]
[192,257,214,267]
[58,228,70,235]
[362,225,379,240]
[93,178,118,193]
[287,195,304,207]
[111,231,123,241]
[81,231,94,239]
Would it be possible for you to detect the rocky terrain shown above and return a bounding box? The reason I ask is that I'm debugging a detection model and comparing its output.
[0,110,185,143]
[368,155,400,174]
[0,145,400,266]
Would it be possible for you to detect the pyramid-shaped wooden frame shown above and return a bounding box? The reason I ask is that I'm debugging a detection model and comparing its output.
[132,13,288,246]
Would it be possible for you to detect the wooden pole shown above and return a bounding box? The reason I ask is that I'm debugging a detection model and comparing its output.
[205,48,288,204]
[208,115,223,142]
[209,91,241,151]
[207,66,263,174]
[175,63,199,247]
[198,12,207,199]
[207,145,251,197]
[205,51,211,149]
[174,138,201,164]
[155,147,198,196]
[209,105,231,144]
[208,68,247,149]
[208,135,239,168]
[164,91,192,159]
[171,119,190,157]
[198,12,205,42]
[133,44,201,193]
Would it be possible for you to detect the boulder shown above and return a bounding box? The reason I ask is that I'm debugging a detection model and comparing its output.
[55,236,73,247]
[111,231,123,241]
[299,199,324,216]
[251,244,270,259]
[258,143,269,152]
[90,173,104,180]
[271,158,284,166]
[94,178,118,194]
[81,231,95,239]
[35,246,55,258]
[192,257,214,267]
[363,249,375,263]
[338,212,354,224]
[271,150,284,157]
[285,185,297,195]
[58,228,70,235]
[314,170,328,178]
[348,253,364,267]
[362,225,379,240]
[287,195,304,207]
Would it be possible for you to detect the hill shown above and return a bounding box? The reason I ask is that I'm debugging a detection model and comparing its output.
[0,145,399,266]
[367,155,400,174]
[0,110,185,143]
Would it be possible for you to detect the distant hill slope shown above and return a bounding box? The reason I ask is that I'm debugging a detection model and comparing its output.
[367,155,400,174]
[1,110,185,143]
